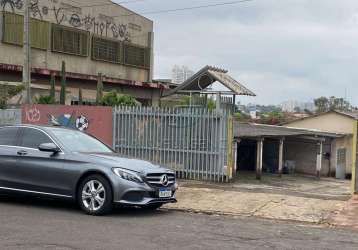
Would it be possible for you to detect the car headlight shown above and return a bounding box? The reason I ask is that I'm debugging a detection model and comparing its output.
[112,168,143,183]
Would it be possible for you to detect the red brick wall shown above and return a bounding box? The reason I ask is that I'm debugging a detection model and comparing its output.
[22,105,113,146]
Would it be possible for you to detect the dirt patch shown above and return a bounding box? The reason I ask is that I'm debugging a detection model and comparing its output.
[165,175,351,224]
[329,196,358,230]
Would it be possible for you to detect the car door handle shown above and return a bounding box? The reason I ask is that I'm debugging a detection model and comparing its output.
[17,150,28,156]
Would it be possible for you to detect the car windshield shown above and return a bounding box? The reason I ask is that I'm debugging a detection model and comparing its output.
[49,128,113,153]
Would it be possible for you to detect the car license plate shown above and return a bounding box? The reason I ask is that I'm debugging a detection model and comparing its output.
[159,189,172,198]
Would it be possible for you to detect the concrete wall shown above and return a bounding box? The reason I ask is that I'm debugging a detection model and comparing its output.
[285,112,356,176]
[331,136,353,175]
[284,139,331,176]
[0,0,153,82]
[285,112,354,134]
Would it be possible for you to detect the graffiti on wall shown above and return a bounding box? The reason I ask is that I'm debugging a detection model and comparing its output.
[52,1,132,41]
[48,112,90,131]
[0,0,23,12]
[22,105,113,146]
[29,0,42,19]
[25,107,41,122]
[2,0,136,42]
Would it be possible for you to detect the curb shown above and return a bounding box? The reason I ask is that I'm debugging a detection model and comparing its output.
[162,207,331,227]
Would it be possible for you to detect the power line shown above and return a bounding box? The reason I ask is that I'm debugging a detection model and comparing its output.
[115,0,256,17]
[4,0,256,24]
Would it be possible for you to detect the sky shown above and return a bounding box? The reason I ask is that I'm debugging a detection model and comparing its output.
[114,0,358,106]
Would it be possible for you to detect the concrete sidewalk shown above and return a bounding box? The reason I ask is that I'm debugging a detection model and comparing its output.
[330,195,358,230]
[164,174,351,224]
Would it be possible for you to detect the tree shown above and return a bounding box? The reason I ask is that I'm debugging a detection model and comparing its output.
[100,91,137,107]
[314,97,329,113]
[78,88,83,105]
[207,98,216,111]
[314,96,351,113]
[50,73,56,102]
[35,95,55,104]
[60,61,66,105]
[257,111,289,125]
[96,73,103,105]
[0,84,25,109]
[234,112,251,122]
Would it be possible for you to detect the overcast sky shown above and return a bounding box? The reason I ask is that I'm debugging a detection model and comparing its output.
[115,0,358,106]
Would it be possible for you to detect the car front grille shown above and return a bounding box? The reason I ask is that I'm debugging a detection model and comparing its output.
[145,173,176,188]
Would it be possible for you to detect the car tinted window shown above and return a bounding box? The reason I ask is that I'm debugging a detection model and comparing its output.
[0,127,19,146]
[20,128,52,149]
[49,128,113,153]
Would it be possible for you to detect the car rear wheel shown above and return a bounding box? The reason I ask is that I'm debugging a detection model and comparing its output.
[78,175,113,216]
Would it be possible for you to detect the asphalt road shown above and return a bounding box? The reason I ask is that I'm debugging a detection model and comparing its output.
[0,195,357,250]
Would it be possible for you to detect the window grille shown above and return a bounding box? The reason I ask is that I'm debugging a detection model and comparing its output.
[2,12,49,50]
[52,24,88,56]
[92,36,121,63]
[123,43,150,68]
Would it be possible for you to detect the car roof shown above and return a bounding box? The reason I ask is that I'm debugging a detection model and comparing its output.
[0,124,76,132]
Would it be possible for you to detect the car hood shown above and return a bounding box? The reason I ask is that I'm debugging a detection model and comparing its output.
[79,152,173,175]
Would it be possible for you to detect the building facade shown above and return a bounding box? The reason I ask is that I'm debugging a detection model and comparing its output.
[0,0,164,105]
[284,111,358,187]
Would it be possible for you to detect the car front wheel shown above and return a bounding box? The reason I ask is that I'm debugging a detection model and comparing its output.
[78,175,113,216]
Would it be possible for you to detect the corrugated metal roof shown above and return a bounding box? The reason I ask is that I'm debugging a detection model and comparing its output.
[162,65,256,97]
[235,122,347,138]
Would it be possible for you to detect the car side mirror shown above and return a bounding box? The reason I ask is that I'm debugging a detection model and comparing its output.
[38,143,61,153]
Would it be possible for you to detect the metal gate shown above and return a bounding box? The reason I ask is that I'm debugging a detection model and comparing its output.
[113,106,233,182]
[0,109,21,125]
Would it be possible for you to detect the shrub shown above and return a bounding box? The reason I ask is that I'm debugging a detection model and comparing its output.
[35,95,55,104]
[100,91,137,107]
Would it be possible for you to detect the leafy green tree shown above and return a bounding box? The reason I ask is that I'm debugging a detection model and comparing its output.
[314,96,351,113]
[35,95,55,104]
[96,73,103,105]
[60,61,66,105]
[100,91,137,107]
[207,98,216,111]
[117,94,137,106]
[0,84,25,109]
[314,97,329,113]
[259,111,286,125]
[234,112,251,122]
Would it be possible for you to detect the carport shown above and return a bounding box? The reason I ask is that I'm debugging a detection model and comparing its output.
[233,122,346,180]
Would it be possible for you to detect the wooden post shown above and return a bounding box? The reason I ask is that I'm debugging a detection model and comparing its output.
[316,141,323,178]
[256,138,264,180]
[278,138,284,177]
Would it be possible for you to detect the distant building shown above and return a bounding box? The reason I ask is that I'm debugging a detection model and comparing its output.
[171,65,194,84]
[281,100,299,112]
[281,100,315,113]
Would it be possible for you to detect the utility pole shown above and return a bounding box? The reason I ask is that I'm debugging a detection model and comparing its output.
[23,0,31,104]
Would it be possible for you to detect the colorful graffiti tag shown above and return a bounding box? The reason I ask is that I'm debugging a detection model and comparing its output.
[22,105,113,146]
